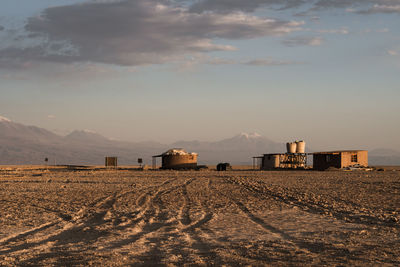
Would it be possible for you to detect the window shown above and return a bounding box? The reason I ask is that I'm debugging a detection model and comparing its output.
[351,153,358,163]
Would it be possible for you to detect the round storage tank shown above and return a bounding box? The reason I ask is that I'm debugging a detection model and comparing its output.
[296,141,306,153]
[162,154,198,169]
[286,142,297,154]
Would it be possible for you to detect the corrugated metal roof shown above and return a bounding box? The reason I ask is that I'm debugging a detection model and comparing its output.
[312,150,367,154]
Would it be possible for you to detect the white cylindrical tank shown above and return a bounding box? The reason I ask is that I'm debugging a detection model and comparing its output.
[296,141,306,154]
[286,142,297,154]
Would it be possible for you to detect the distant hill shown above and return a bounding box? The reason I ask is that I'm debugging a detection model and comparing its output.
[0,117,286,165]
[369,149,400,166]
[0,117,61,144]
[64,130,112,144]
[1,116,399,166]
[0,117,166,165]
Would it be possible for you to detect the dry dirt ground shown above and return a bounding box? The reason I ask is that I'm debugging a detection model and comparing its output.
[0,166,399,266]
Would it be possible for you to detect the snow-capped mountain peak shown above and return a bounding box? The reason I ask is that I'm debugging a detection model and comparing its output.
[82,129,97,134]
[0,115,11,122]
[239,132,262,139]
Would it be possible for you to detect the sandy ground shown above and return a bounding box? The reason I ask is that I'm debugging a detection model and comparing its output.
[0,166,399,266]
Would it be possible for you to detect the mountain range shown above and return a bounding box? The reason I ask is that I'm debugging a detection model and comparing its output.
[0,116,399,166]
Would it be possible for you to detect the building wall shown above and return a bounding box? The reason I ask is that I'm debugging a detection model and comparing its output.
[105,157,118,167]
[313,151,368,170]
[162,154,198,169]
[313,153,341,170]
[341,151,368,168]
[261,154,281,170]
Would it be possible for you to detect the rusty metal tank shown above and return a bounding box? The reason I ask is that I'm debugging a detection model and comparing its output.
[161,149,198,169]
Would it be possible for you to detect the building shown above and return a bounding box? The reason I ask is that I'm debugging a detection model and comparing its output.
[254,153,307,170]
[152,149,198,169]
[312,150,368,170]
[217,163,232,171]
[253,140,307,170]
[105,157,118,168]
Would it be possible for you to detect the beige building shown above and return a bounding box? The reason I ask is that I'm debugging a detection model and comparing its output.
[312,150,368,170]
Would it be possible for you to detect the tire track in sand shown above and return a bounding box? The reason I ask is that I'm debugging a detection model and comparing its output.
[102,177,221,265]
[190,177,268,266]
[227,176,398,228]
[0,192,119,258]
[223,177,360,258]
[174,177,219,265]
[99,178,193,251]
[0,178,176,265]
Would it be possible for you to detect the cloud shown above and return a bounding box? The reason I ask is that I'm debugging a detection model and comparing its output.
[0,26,4,31]
[387,49,399,56]
[189,0,305,13]
[242,59,302,66]
[377,28,390,33]
[189,0,400,15]
[361,28,390,34]
[314,0,400,14]
[0,0,303,68]
[312,0,367,9]
[203,57,302,66]
[316,27,349,34]
[356,4,400,14]
[47,115,56,119]
[175,54,302,70]
[282,36,324,46]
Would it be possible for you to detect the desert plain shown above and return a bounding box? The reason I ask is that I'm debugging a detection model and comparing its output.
[0,166,399,266]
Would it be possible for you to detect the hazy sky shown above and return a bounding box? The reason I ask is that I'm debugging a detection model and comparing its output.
[0,0,399,150]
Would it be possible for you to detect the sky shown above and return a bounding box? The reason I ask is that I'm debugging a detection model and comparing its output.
[0,0,399,150]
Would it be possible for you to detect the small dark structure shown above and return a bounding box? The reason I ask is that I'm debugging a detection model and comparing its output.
[152,149,198,170]
[105,157,118,168]
[312,150,368,170]
[217,163,231,171]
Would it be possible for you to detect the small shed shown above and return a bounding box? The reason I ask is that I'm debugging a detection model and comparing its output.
[312,150,368,170]
[262,154,282,169]
[105,157,118,168]
[216,163,232,171]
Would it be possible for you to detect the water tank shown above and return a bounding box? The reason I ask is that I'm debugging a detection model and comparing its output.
[286,142,297,154]
[296,141,306,154]
[161,154,198,169]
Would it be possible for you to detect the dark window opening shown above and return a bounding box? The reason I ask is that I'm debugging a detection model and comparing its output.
[351,154,358,162]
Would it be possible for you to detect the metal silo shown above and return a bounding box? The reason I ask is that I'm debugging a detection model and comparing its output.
[160,149,198,169]
[286,142,297,154]
[296,141,306,154]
